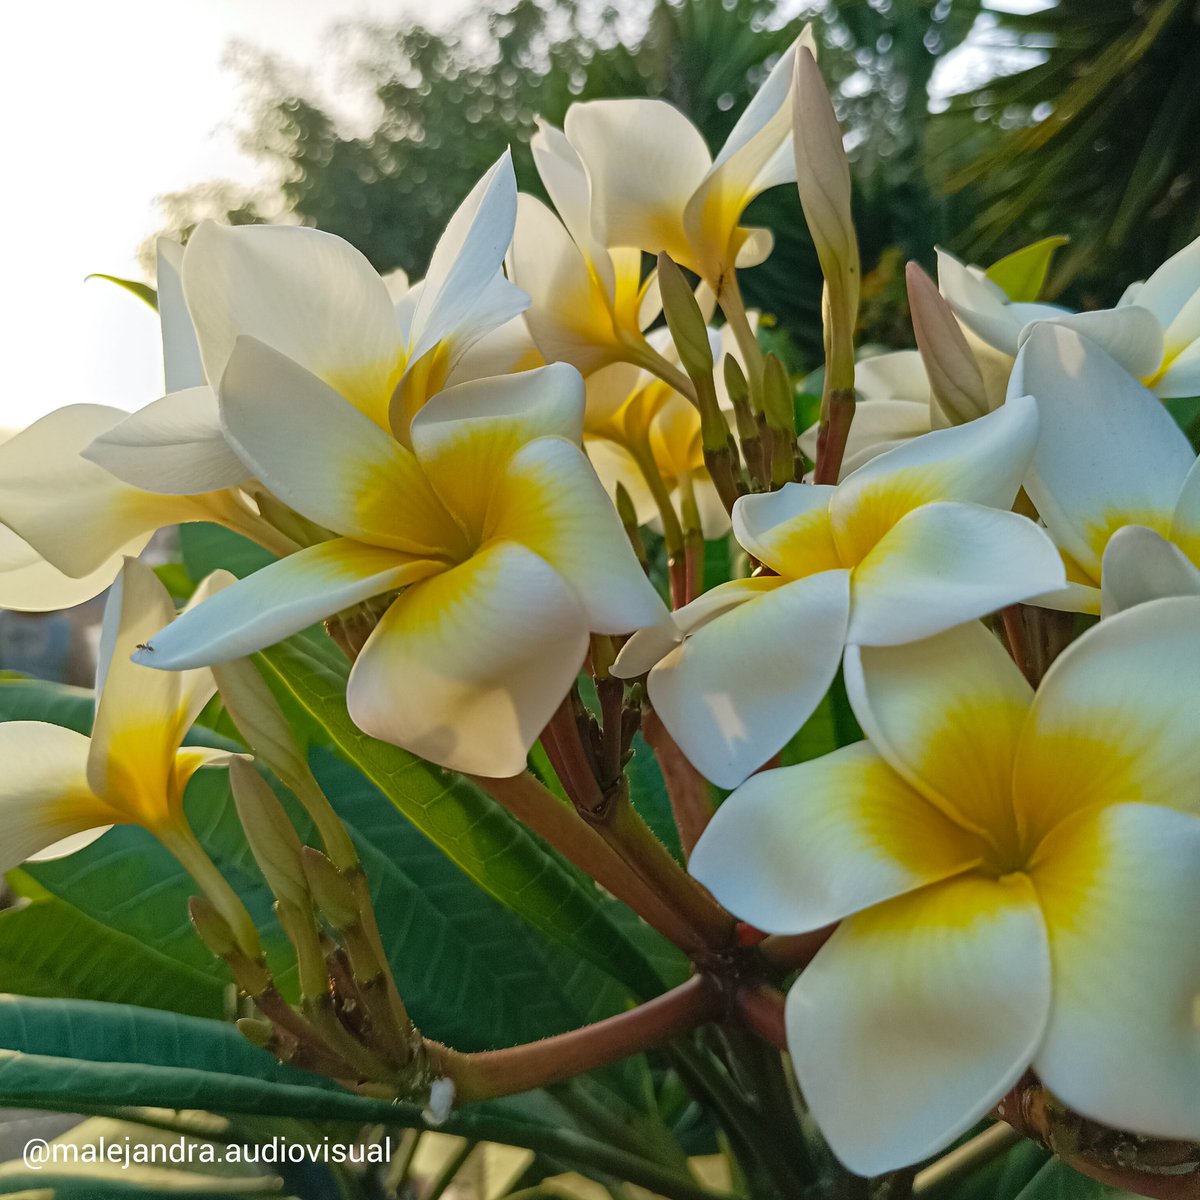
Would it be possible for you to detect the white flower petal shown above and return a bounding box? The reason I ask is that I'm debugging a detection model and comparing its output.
[0,526,126,613]
[799,400,932,480]
[1154,337,1200,398]
[845,622,1031,843]
[1018,305,1164,381]
[347,540,588,777]
[182,221,403,429]
[848,502,1066,646]
[0,405,203,578]
[1101,525,1200,615]
[133,539,443,671]
[1032,802,1200,1140]
[0,722,110,873]
[156,239,204,392]
[731,482,838,575]
[1013,595,1200,837]
[646,569,851,787]
[487,437,666,633]
[1131,233,1200,328]
[690,742,983,934]
[789,872,1049,1176]
[1013,323,1193,578]
[82,387,248,495]
[219,336,461,556]
[408,152,519,365]
[565,98,711,267]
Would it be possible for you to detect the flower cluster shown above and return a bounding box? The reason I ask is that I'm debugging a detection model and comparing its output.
[2,27,1199,1192]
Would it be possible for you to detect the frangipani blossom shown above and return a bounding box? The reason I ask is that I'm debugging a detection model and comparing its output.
[692,603,1200,1174]
[131,345,665,776]
[0,559,238,872]
[508,121,661,375]
[563,28,815,287]
[613,396,1065,786]
[84,154,528,510]
[1011,323,1200,615]
[941,238,1200,399]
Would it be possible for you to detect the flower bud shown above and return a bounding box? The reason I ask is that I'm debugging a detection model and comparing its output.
[656,253,715,382]
[761,354,795,434]
[301,847,360,932]
[230,758,311,913]
[189,895,239,960]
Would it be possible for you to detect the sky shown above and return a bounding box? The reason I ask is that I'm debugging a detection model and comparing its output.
[0,0,466,431]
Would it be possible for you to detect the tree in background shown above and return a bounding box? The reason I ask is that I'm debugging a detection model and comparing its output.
[150,0,987,367]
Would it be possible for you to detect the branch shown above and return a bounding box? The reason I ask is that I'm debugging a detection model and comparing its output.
[734,986,787,1051]
[430,976,722,1101]
[641,709,714,858]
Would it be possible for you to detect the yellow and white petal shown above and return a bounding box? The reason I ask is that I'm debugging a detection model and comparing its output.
[447,313,543,386]
[0,525,125,613]
[485,437,666,633]
[830,394,1039,567]
[1133,233,1200,329]
[611,576,778,679]
[857,349,931,402]
[182,221,403,429]
[410,363,586,526]
[1101,525,1200,616]
[690,741,983,935]
[845,622,1031,849]
[1169,455,1200,564]
[423,269,529,377]
[731,483,841,578]
[82,387,249,495]
[173,746,243,802]
[848,502,1066,647]
[646,570,851,787]
[87,559,188,816]
[156,239,205,393]
[1019,305,1164,382]
[1014,595,1200,839]
[1031,802,1200,1139]
[132,539,444,671]
[564,98,711,268]
[0,722,115,873]
[508,195,619,374]
[347,540,589,777]
[0,405,205,578]
[1154,337,1200,398]
[219,336,463,558]
[1014,324,1192,578]
[790,872,1050,1176]
[408,152,519,365]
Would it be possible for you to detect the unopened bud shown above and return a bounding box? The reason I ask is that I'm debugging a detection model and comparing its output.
[230,758,311,912]
[906,261,988,426]
[656,253,715,381]
[236,1017,275,1048]
[301,848,360,931]
[761,354,795,433]
[794,47,859,391]
[189,895,239,960]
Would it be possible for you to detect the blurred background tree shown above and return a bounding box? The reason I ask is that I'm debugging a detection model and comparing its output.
[148,0,1200,367]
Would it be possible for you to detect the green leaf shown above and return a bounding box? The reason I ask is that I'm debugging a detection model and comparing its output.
[1013,1156,1122,1200]
[180,523,276,582]
[0,884,226,1019]
[985,236,1070,302]
[257,638,668,1000]
[780,671,862,767]
[86,274,158,311]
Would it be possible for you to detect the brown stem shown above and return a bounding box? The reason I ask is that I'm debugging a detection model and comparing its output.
[430,977,722,1101]
[641,710,714,858]
[999,606,1035,686]
[735,986,788,1051]
[471,770,716,956]
[759,926,836,972]
[813,387,856,485]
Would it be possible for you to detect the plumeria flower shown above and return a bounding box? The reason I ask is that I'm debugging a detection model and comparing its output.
[1011,323,1200,615]
[508,121,661,375]
[0,241,270,611]
[585,325,737,538]
[613,395,1065,786]
[940,240,1200,399]
[562,28,815,289]
[129,343,665,776]
[692,603,1200,1174]
[0,559,238,873]
[83,153,527,507]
